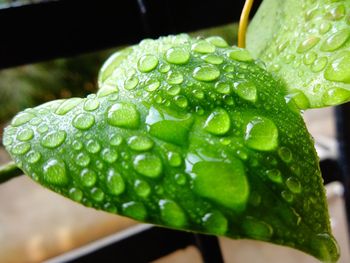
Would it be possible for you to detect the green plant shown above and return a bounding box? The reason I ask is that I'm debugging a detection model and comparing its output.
[1,0,349,262]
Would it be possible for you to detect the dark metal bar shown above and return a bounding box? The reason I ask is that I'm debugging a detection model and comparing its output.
[194,234,225,263]
[335,103,350,230]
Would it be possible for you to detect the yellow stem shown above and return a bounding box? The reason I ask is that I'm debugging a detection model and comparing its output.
[238,0,255,48]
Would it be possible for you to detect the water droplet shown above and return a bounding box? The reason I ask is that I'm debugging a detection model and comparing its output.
[106,169,125,195]
[146,107,193,146]
[165,47,190,64]
[43,159,68,185]
[26,151,41,164]
[266,169,282,183]
[11,112,35,127]
[80,168,97,187]
[72,113,95,130]
[159,63,171,73]
[72,140,83,150]
[55,98,83,115]
[134,179,151,197]
[69,188,83,202]
[202,211,228,235]
[322,87,350,106]
[83,98,100,111]
[122,201,147,220]
[128,136,154,151]
[110,134,123,146]
[101,148,118,163]
[124,76,139,90]
[242,217,273,240]
[228,48,253,61]
[190,159,249,212]
[303,51,317,65]
[286,177,302,194]
[203,108,230,136]
[281,190,294,202]
[91,187,104,202]
[319,22,331,34]
[174,173,186,185]
[324,51,350,83]
[278,147,293,163]
[133,153,162,178]
[201,54,224,65]
[174,95,188,108]
[104,203,117,213]
[166,71,183,85]
[107,102,140,129]
[97,86,118,98]
[193,65,220,82]
[244,116,278,151]
[191,40,215,53]
[17,128,34,141]
[321,29,350,52]
[206,36,228,47]
[41,130,66,148]
[144,79,160,92]
[215,81,231,94]
[311,57,328,72]
[326,4,345,20]
[193,89,204,99]
[233,81,257,102]
[297,36,320,53]
[3,135,13,147]
[137,54,158,72]
[11,142,31,155]
[76,152,90,167]
[86,139,101,153]
[167,85,181,96]
[159,199,187,228]
[286,90,310,109]
[37,124,48,134]
[167,152,182,167]
[311,233,340,263]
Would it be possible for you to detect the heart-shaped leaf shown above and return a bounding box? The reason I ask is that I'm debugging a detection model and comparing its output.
[247,0,350,108]
[3,34,338,262]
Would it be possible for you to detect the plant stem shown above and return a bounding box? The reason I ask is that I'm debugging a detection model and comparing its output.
[238,0,254,48]
[0,161,23,184]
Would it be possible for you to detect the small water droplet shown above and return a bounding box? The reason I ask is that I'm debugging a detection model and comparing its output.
[104,203,117,213]
[165,47,190,64]
[106,168,125,195]
[278,147,293,163]
[192,40,215,53]
[324,51,350,83]
[167,85,181,96]
[73,113,95,130]
[110,134,123,146]
[233,81,257,102]
[134,179,151,197]
[286,177,302,194]
[215,81,231,94]
[167,152,182,167]
[128,136,154,151]
[321,29,350,52]
[193,65,220,82]
[76,152,91,167]
[72,140,83,150]
[43,159,68,185]
[174,173,186,185]
[203,108,230,136]
[124,76,139,90]
[83,98,100,111]
[69,188,83,202]
[133,153,162,178]
[37,124,48,134]
[159,63,171,73]
[303,51,317,65]
[322,87,350,106]
[107,102,140,129]
[91,187,104,202]
[311,57,328,72]
[297,36,320,53]
[17,128,34,141]
[326,4,346,20]
[122,201,147,220]
[202,211,228,235]
[167,71,184,85]
[319,22,331,34]
[12,142,31,155]
[137,54,158,72]
[242,217,273,240]
[26,151,41,164]
[11,112,35,127]
[86,139,101,153]
[193,89,205,99]
[206,36,228,48]
[228,48,253,61]
[174,95,188,108]
[285,90,310,109]
[201,54,224,65]
[55,98,83,115]
[41,130,66,148]
[80,168,97,187]
[159,199,187,228]
[266,169,282,183]
[244,116,278,151]
[101,148,118,163]
[281,190,294,202]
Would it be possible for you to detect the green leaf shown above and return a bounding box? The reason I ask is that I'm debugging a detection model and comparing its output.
[3,34,338,262]
[247,0,350,108]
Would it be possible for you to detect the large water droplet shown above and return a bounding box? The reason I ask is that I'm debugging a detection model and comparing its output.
[43,159,68,185]
[190,158,249,212]
[311,57,328,72]
[244,116,278,151]
[193,65,220,82]
[137,54,158,72]
[55,98,83,115]
[167,71,184,85]
[17,128,34,141]
[242,217,273,240]
[80,168,97,187]
[165,47,190,64]
[145,79,160,92]
[321,29,350,52]
[228,48,253,61]
[72,113,95,130]
[107,169,125,195]
[41,130,67,148]
[203,108,231,136]
[11,112,35,127]
[122,201,147,220]
[91,187,104,202]
[201,54,224,65]
[159,199,187,228]
[206,36,228,48]
[215,81,231,94]
[26,151,41,164]
[134,179,151,197]
[11,142,31,155]
[133,153,162,178]
[69,188,83,202]
[297,36,320,53]
[202,211,228,235]
[124,76,139,90]
[233,81,257,102]
[322,87,350,105]
[83,98,100,111]
[191,40,216,53]
[128,136,154,151]
[107,102,140,129]
[167,85,181,96]
[324,51,350,83]
[311,233,340,263]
